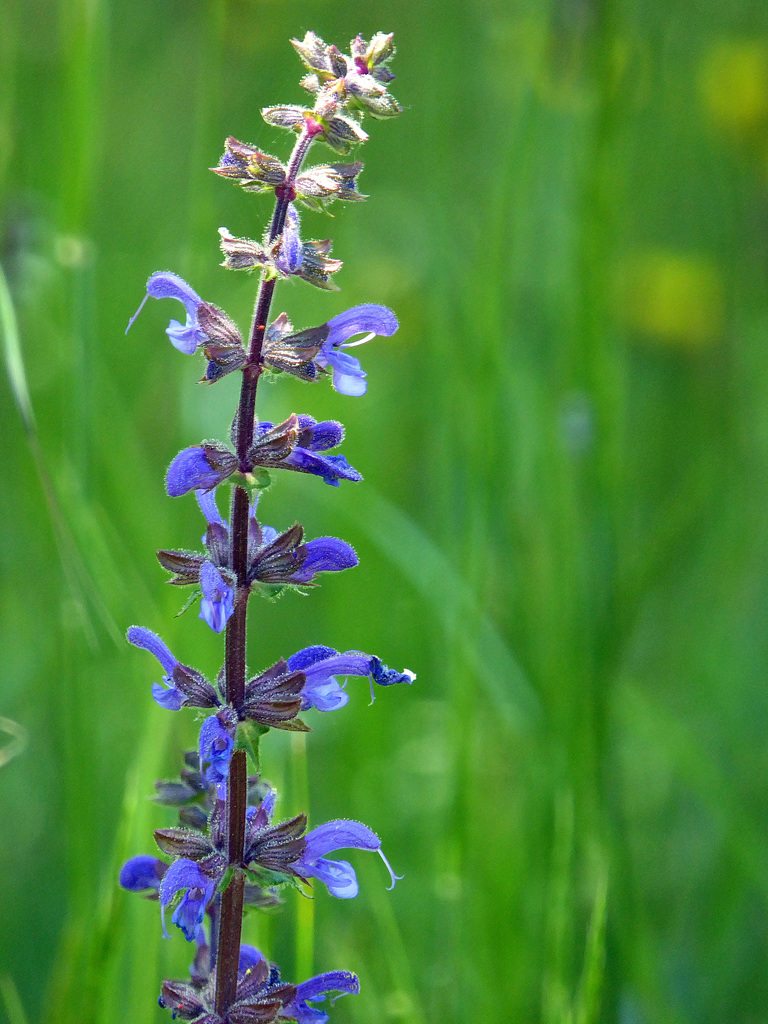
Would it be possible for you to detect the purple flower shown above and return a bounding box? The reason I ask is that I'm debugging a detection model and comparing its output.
[119,855,167,892]
[196,487,228,530]
[159,859,216,941]
[275,203,304,274]
[291,537,358,584]
[238,944,266,977]
[317,304,399,396]
[126,625,185,710]
[199,560,235,633]
[248,524,358,588]
[288,646,416,711]
[281,970,360,1024]
[284,449,361,487]
[251,415,361,487]
[125,271,208,354]
[291,820,402,899]
[166,444,238,497]
[198,713,235,789]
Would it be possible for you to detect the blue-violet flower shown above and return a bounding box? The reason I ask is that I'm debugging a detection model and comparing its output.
[199,560,235,633]
[126,625,185,710]
[281,969,360,1024]
[159,858,217,941]
[291,819,402,899]
[126,271,208,354]
[199,713,236,789]
[287,645,415,711]
[119,854,167,892]
[317,304,399,396]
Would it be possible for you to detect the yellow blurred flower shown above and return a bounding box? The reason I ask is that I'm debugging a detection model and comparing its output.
[699,40,768,133]
[621,249,724,349]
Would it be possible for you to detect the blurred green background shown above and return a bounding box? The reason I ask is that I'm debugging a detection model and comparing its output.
[3,0,768,1021]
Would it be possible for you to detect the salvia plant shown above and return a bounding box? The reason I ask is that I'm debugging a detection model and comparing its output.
[118,30,414,1024]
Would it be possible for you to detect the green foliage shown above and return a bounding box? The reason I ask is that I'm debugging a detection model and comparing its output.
[2,0,768,1022]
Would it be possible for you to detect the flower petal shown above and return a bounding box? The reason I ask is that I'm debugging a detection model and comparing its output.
[159,859,215,941]
[199,561,235,633]
[125,271,208,354]
[291,537,358,582]
[198,714,235,787]
[302,820,381,859]
[167,446,237,497]
[196,488,227,529]
[119,855,166,892]
[325,303,398,347]
[126,626,178,675]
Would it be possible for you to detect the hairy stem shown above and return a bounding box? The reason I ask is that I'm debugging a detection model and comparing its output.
[214,124,316,1016]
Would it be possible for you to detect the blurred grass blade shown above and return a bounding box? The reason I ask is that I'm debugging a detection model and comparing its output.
[0,717,27,769]
[0,262,120,648]
[0,262,35,434]
[574,870,608,1024]
[0,974,30,1024]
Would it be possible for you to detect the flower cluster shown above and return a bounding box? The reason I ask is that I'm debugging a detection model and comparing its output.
[119,31,409,1021]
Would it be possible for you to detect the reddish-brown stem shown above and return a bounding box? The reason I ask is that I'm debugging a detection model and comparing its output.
[214,125,315,1017]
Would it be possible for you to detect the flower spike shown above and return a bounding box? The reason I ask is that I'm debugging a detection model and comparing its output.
[119,29,410,1017]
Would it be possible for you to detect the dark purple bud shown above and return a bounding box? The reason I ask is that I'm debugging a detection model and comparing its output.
[167,444,238,497]
[212,137,286,190]
[243,884,283,909]
[158,979,209,1020]
[179,805,210,831]
[156,549,205,586]
[119,855,167,892]
[153,828,214,861]
[245,813,307,874]
[153,780,198,805]
[171,664,221,709]
[241,662,307,731]
[125,271,208,354]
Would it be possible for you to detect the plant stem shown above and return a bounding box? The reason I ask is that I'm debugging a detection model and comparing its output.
[214,124,315,1017]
